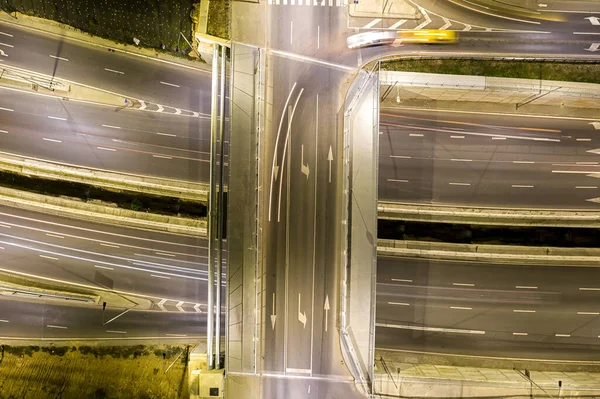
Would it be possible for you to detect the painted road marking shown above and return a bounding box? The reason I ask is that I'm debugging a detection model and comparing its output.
[97,147,116,152]
[513,332,528,336]
[47,116,67,121]
[515,286,538,289]
[556,334,571,337]
[0,32,14,37]
[514,309,536,313]
[0,107,14,112]
[47,324,67,329]
[376,322,485,335]
[450,135,465,139]
[157,132,177,137]
[100,243,120,249]
[512,185,534,188]
[391,278,413,283]
[492,137,506,140]
[451,159,472,162]
[513,161,535,164]
[106,330,127,334]
[94,265,114,271]
[577,312,600,315]
[45,233,64,239]
[576,186,597,189]
[388,302,410,306]
[390,155,411,159]
[449,182,471,186]
[450,306,472,310]
[101,124,121,129]
[363,19,382,29]
[573,32,600,35]
[43,138,62,143]
[452,283,474,287]
[151,274,171,279]
[49,55,69,61]
[160,81,180,88]
[577,138,592,141]
[39,255,58,260]
[409,133,424,137]
[0,42,13,48]
[390,20,407,29]
[388,179,408,183]
[166,333,187,337]
[153,155,173,159]
[155,252,176,257]
[0,130,7,134]
[0,319,8,323]
[104,68,124,74]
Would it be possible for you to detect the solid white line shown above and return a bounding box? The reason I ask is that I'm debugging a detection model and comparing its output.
[409,133,424,137]
[514,309,535,313]
[0,32,13,37]
[513,161,534,164]
[97,147,116,152]
[577,138,592,141]
[160,81,180,88]
[573,32,600,35]
[376,322,485,335]
[42,138,62,143]
[100,243,120,249]
[391,278,413,283]
[576,186,597,189]
[388,302,410,306]
[449,182,471,186]
[49,55,69,61]
[101,124,121,129]
[47,116,66,121]
[45,233,64,239]
[94,265,114,271]
[151,274,171,279]
[451,159,472,162]
[46,324,67,329]
[577,312,600,315]
[157,132,177,137]
[0,107,14,112]
[452,282,474,287]
[388,179,408,183]
[450,306,472,310]
[512,185,534,188]
[106,330,127,334]
[0,42,14,48]
[390,155,411,159]
[450,135,464,139]
[363,18,382,29]
[104,68,124,75]
[515,286,537,289]
[39,255,58,260]
[513,332,528,336]
[152,155,173,159]
[580,287,600,291]
[555,334,571,337]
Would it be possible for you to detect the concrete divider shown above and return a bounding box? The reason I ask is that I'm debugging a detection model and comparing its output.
[0,152,208,203]
[378,201,600,227]
[378,238,600,266]
[0,186,206,237]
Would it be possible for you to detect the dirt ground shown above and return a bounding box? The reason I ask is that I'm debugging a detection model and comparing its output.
[0,344,190,399]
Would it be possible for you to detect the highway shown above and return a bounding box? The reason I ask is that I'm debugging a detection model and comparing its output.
[376,256,600,361]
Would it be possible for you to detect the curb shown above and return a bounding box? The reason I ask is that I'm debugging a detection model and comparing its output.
[0,151,209,203]
[378,202,600,228]
[0,186,206,237]
[377,239,600,266]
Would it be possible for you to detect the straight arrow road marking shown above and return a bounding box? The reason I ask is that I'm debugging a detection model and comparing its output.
[301,145,310,178]
[327,146,333,183]
[298,293,307,328]
[271,293,277,330]
[585,43,600,52]
[324,295,330,332]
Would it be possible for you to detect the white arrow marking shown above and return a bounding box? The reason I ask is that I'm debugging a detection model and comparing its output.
[414,8,432,30]
[301,145,310,178]
[587,148,600,155]
[590,122,600,129]
[585,16,600,26]
[587,197,600,204]
[462,24,472,31]
[586,43,600,52]
[440,17,451,30]
[157,104,164,113]
[271,293,277,330]
[194,303,202,313]
[298,293,307,328]
[157,298,168,311]
[139,100,147,110]
[327,146,334,183]
[0,49,7,57]
[176,301,185,312]
[324,295,330,332]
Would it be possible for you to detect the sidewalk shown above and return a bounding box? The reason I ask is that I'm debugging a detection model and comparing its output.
[348,0,419,19]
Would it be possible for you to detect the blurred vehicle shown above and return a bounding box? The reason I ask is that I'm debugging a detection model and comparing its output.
[398,30,458,44]
[346,31,398,49]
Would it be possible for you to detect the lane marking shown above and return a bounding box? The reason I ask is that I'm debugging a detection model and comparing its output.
[513,332,528,336]
[450,306,472,310]
[391,278,412,283]
[47,116,66,121]
[515,286,537,289]
[390,155,411,159]
[101,124,121,129]
[106,330,127,334]
[42,138,62,143]
[555,334,571,337]
[0,107,14,112]
[157,132,177,137]
[580,287,600,291]
[49,55,69,61]
[409,133,423,137]
[452,282,474,287]
[449,182,471,186]
[0,42,13,48]
[512,185,534,188]
[514,309,536,313]
[159,81,180,88]
[513,161,535,164]
[390,20,407,29]
[155,252,176,257]
[573,32,600,35]
[0,224,10,228]
[45,233,64,239]
[39,255,58,260]
[450,135,464,139]
[451,159,472,162]
[363,18,382,29]
[0,319,8,323]
[577,162,598,165]
[166,333,187,337]
[492,137,506,140]
[104,68,124,75]
[388,179,408,183]
[0,32,14,37]
[577,312,600,315]
[97,147,116,152]
[376,322,485,335]
[151,274,171,279]
[153,155,173,159]
[100,243,120,249]
[576,186,597,189]
[577,138,592,141]
[0,130,7,133]
[94,265,114,271]
[285,368,312,374]
[46,324,67,329]
[388,302,410,306]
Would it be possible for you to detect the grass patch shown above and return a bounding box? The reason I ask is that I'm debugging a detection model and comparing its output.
[207,0,230,40]
[0,170,206,218]
[1,0,197,53]
[381,59,600,84]
[378,219,600,247]
[0,344,189,398]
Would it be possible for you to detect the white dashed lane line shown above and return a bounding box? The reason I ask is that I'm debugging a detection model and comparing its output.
[94,265,114,271]
[47,116,67,121]
[102,124,121,129]
[106,330,127,334]
[388,302,410,306]
[104,68,125,75]
[513,309,536,313]
[450,306,472,310]
[515,286,537,289]
[512,185,534,188]
[576,186,597,189]
[452,282,474,287]
[151,274,171,279]
[409,133,424,137]
[450,135,464,139]
[46,324,67,329]
[0,319,8,323]
[0,130,7,134]
[449,182,471,186]
[49,55,69,62]
[0,107,14,112]
[390,155,411,159]
[97,147,116,152]
[153,155,173,159]
[577,312,600,315]
[42,138,62,143]
[0,42,13,48]
[513,332,528,336]
[160,81,180,88]
[157,132,177,137]
[391,279,413,283]
[0,32,14,37]
[388,179,409,183]
[555,333,571,337]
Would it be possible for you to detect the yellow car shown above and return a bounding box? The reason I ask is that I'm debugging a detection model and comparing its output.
[397,30,458,44]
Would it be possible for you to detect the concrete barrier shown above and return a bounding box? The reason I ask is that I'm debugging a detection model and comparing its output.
[378,239,600,266]
[0,151,209,203]
[378,201,600,227]
[0,186,206,237]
